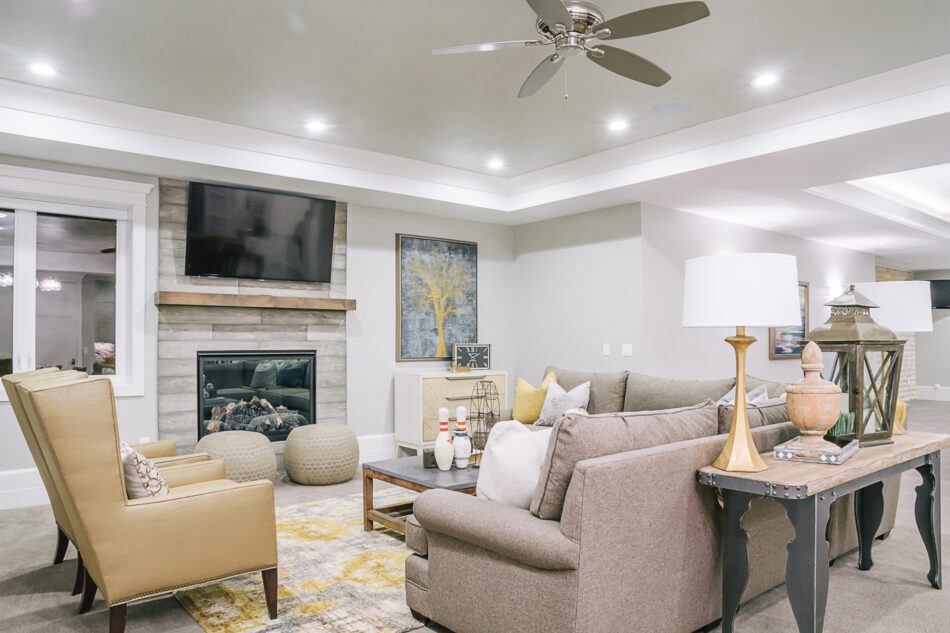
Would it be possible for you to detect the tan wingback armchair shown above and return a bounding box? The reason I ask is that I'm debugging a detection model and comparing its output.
[16,376,279,633]
[2,368,222,596]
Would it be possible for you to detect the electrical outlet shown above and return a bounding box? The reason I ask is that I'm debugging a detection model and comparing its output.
[601,343,610,356]
[621,344,633,357]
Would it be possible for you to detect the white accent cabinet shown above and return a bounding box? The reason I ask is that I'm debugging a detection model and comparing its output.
[394,370,508,453]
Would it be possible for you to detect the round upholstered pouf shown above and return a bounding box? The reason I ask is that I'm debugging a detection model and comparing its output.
[283,424,360,485]
[195,431,276,483]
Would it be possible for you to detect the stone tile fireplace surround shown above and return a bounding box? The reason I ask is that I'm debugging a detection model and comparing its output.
[156,179,349,453]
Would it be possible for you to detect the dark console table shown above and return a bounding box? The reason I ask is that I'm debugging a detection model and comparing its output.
[698,431,949,633]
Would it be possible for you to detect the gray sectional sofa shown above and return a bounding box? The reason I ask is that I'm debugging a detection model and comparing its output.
[404,367,900,633]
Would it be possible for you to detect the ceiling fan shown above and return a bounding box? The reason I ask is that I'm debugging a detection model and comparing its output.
[432,0,710,98]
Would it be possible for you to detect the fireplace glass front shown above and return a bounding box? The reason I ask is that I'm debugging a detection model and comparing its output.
[197,351,316,442]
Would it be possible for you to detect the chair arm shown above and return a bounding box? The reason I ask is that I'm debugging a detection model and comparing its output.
[413,489,578,570]
[97,480,277,604]
[153,453,211,467]
[133,440,177,459]
[161,460,227,488]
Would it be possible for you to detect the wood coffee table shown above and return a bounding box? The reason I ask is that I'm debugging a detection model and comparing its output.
[362,456,478,534]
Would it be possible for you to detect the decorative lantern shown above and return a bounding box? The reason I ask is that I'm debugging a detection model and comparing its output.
[806,285,904,446]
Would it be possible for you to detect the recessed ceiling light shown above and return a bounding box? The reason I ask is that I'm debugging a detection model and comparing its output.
[608,120,629,132]
[752,73,778,88]
[305,120,328,133]
[28,62,57,77]
[487,158,505,171]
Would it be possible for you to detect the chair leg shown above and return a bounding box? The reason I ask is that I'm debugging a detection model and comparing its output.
[109,604,127,633]
[261,568,278,619]
[53,526,69,565]
[72,553,85,596]
[79,568,97,614]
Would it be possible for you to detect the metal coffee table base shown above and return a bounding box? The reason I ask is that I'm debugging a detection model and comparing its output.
[718,452,941,633]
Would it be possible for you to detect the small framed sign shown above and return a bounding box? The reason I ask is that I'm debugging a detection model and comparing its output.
[452,344,491,370]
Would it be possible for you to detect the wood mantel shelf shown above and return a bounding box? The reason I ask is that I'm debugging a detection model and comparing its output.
[155,291,356,311]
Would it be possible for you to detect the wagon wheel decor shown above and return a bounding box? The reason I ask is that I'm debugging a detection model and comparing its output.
[469,380,502,467]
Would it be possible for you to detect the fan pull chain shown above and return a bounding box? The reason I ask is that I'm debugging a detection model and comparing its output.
[563,60,569,101]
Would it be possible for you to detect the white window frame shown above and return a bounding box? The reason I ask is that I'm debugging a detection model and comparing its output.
[0,164,152,399]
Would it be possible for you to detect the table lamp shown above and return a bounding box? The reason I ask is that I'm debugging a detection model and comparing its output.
[852,281,933,334]
[682,253,802,472]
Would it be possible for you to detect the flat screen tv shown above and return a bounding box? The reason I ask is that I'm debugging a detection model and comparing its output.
[932,280,950,309]
[185,182,336,283]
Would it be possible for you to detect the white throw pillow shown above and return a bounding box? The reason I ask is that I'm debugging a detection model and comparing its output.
[536,381,591,427]
[717,384,769,406]
[476,421,553,509]
[119,441,169,499]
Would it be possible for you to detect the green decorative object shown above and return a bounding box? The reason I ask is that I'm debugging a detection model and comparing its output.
[827,412,855,439]
[284,424,360,485]
[195,430,277,483]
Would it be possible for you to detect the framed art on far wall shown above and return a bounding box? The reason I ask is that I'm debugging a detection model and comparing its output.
[396,234,477,361]
[770,281,809,359]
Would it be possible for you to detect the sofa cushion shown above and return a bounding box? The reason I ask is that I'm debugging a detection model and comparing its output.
[512,372,557,424]
[249,361,279,389]
[544,366,627,414]
[717,397,790,435]
[277,360,309,389]
[476,421,553,509]
[622,373,735,412]
[745,376,789,399]
[530,401,719,520]
[536,381,590,427]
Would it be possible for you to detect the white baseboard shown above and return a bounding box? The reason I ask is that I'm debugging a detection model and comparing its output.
[0,468,49,510]
[357,433,397,463]
[917,386,950,402]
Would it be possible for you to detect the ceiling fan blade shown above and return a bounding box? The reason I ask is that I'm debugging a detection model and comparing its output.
[518,54,564,98]
[599,1,710,39]
[587,46,671,86]
[526,0,573,30]
[432,40,539,55]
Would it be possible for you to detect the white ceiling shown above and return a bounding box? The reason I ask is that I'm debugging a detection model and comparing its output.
[2,0,950,175]
[2,1,950,270]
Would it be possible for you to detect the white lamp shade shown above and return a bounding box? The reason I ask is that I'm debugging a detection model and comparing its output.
[852,281,933,332]
[682,253,802,327]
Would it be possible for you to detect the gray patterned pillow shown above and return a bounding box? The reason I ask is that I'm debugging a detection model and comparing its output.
[536,381,590,427]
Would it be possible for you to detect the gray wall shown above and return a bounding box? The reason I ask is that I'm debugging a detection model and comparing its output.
[914,269,950,387]
[345,203,516,438]
[640,203,877,382]
[512,204,643,384]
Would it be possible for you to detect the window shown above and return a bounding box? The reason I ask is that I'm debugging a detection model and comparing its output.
[35,214,117,374]
[0,164,152,398]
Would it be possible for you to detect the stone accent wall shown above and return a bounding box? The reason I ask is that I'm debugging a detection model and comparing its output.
[156,179,347,451]
[875,265,916,401]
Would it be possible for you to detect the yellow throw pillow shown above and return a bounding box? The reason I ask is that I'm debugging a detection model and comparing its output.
[512,371,558,424]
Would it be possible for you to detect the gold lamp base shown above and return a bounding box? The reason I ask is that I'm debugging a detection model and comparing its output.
[712,326,768,473]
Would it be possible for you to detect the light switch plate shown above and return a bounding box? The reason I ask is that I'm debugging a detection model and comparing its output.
[622,344,633,357]
[602,343,610,356]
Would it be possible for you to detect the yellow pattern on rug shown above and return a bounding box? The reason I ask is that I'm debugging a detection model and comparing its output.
[177,487,423,633]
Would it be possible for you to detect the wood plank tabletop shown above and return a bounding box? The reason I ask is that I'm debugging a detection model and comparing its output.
[698,431,950,495]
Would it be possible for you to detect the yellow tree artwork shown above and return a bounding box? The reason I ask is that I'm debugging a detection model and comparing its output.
[398,235,477,360]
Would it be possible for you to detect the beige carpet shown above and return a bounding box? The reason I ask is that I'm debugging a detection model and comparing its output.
[177,488,423,633]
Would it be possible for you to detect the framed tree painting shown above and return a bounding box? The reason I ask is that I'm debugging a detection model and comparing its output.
[396,234,477,361]
[769,281,809,359]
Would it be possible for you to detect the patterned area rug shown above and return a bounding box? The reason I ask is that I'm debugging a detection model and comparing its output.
[177,487,424,633]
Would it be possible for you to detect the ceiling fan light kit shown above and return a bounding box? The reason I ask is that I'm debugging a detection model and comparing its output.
[433,0,710,98]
